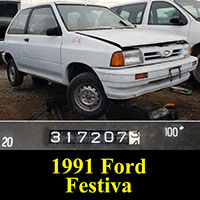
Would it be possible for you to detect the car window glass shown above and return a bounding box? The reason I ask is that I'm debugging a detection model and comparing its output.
[111,7,119,13]
[118,3,147,24]
[149,2,185,25]
[183,5,200,18]
[120,10,130,21]
[185,6,198,17]
[28,7,58,35]
[7,9,31,34]
[57,5,127,31]
[136,12,143,23]
[175,0,200,21]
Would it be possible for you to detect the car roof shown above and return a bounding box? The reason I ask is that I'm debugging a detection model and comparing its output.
[111,0,175,8]
[55,1,95,5]
[22,1,106,9]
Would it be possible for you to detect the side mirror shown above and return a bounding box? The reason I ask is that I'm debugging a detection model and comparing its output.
[170,16,186,25]
[46,27,62,36]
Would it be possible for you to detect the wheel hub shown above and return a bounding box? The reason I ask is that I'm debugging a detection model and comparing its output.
[9,66,15,82]
[75,85,102,112]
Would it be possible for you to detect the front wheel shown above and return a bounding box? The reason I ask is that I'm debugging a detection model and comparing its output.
[67,72,110,119]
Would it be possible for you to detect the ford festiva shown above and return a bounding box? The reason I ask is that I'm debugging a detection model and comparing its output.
[2,2,198,119]
[111,0,200,82]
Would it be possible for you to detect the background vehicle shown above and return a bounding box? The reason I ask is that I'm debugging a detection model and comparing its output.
[0,0,21,52]
[2,2,197,119]
[111,0,200,82]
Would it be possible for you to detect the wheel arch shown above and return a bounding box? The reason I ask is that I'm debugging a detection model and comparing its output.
[67,62,99,83]
[3,52,15,64]
[191,43,200,56]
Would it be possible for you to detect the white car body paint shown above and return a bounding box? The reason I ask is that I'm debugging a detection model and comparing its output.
[111,0,200,48]
[2,2,198,100]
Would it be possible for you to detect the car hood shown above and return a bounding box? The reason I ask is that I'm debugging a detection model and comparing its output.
[77,28,186,48]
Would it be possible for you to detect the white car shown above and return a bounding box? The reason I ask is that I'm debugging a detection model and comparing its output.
[0,0,21,52]
[2,2,198,119]
[111,0,200,82]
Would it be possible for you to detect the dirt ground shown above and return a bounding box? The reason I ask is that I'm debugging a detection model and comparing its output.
[0,61,200,120]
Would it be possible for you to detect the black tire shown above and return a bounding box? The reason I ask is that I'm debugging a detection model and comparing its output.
[67,72,110,119]
[192,55,200,83]
[7,59,23,86]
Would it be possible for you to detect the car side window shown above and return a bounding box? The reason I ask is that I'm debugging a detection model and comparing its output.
[183,5,200,19]
[7,9,31,34]
[149,1,187,25]
[118,3,147,24]
[27,7,58,35]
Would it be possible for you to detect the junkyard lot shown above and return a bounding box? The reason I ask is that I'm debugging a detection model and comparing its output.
[0,60,200,120]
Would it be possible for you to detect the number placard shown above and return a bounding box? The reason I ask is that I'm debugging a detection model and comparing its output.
[49,130,139,145]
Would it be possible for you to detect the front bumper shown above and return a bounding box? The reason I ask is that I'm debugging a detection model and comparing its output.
[94,56,198,100]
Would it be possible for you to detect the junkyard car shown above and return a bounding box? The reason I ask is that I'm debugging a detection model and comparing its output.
[111,0,200,82]
[2,2,198,119]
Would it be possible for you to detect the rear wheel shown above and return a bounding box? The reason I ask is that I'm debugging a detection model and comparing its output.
[67,72,110,119]
[7,59,23,86]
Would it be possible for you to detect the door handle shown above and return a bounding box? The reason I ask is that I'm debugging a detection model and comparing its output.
[24,38,29,42]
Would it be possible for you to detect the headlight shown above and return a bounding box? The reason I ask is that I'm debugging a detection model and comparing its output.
[110,50,143,67]
[123,50,143,66]
[183,44,191,58]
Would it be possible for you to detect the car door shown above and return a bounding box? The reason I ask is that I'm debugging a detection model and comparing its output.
[21,6,62,82]
[143,1,190,38]
[112,3,147,28]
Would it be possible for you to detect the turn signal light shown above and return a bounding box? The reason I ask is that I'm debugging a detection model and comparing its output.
[190,45,192,55]
[110,52,124,66]
[192,60,197,66]
[135,73,148,80]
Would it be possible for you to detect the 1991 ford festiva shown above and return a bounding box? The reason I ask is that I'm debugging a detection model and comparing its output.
[2,2,198,119]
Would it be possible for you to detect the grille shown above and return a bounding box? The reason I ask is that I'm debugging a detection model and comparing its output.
[140,43,184,65]
[144,48,182,61]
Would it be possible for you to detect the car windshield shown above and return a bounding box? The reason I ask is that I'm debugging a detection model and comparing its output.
[175,0,200,21]
[57,4,131,31]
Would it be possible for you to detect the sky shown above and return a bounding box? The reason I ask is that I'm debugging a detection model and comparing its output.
[21,0,137,8]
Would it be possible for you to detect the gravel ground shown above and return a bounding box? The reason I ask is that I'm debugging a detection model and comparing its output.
[0,61,200,120]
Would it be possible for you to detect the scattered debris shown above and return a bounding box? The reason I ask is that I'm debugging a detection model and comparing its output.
[149,103,178,120]
[169,86,192,95]
[149,107,169,120]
